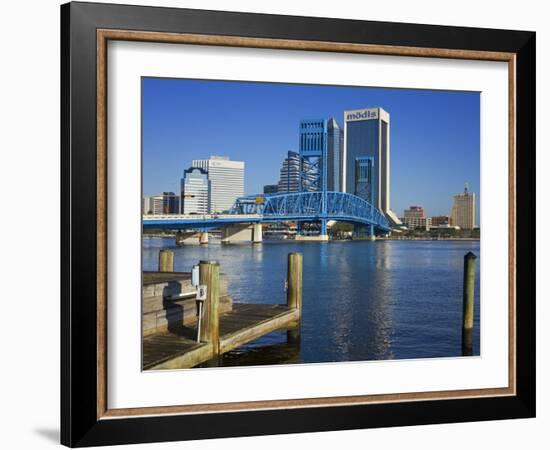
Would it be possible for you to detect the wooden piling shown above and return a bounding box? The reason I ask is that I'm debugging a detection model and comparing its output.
[286,328,301,347]
[286,253,303,346]
[287,253,303,311]
[462,251,477,356]
[158,249,174,272]
[199,260,220,354]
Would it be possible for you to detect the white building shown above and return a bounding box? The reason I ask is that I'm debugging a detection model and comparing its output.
[180,167,210,214]
[192,156,244,213]
[400,216,432,231]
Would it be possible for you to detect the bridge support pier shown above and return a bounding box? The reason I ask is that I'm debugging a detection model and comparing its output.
[321,219,328,236]
[176,231,201,245]
[294,220,328,241]
[199,232,209,245]
[369,224,376,241]
[252,223,263,244]
[352,224,376,240]
[221,224,254,244]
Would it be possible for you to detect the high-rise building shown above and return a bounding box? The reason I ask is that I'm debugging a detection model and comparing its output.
[263,184,279,195]
[192,156,244,213]
[278,151,302,193]
[180,167,210,214]
[327,118,344,192]
[343,107,400,225]
[298,118,343,192]
[451,184,476,229]
[143,192,178,215]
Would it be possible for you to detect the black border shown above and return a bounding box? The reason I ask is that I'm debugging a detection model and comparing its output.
[61,2,536,447]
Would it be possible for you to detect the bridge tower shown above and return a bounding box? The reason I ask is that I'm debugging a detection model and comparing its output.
[299,119,329,235]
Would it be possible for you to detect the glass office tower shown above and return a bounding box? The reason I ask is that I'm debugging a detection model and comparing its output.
[277,151,302,193]
[327,118,344,192]
[299,118,343,193]
[343,107,390,214]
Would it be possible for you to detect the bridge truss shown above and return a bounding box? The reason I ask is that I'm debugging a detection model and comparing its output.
[230,191,391,233]
[143,192,391,234]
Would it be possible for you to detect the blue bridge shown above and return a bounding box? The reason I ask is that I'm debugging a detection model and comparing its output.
[230,191,390,233]
[143,191,391,237]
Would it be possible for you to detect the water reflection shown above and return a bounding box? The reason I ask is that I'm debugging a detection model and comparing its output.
[143,238,480,366]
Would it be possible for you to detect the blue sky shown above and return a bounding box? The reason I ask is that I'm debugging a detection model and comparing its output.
[142,77,480,218]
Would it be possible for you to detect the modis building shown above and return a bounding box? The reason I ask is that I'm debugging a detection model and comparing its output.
[343,107,400,225]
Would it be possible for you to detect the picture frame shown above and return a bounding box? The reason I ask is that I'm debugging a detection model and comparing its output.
[61,1,535,447]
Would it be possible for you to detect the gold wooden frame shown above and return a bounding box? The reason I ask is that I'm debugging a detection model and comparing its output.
[96,29,516,420]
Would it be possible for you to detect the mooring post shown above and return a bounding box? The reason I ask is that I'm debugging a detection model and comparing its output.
[286,253,303,345]
[462,251,477,356]
[287,253,303,311]
[199,260,220,355]
[158,249,174,272]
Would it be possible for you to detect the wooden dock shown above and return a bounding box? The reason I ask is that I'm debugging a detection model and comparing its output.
[143,304,299,369]
[143,253,303,370]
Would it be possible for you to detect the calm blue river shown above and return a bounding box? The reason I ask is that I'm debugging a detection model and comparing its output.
[143,238,480,366]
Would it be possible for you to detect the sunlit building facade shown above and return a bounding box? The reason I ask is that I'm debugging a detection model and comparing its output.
[192,156,244,213]
[451,185,476,229]
[180,167,210,214]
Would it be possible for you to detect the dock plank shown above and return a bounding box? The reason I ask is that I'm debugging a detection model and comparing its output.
[143,303,299,370]
[219,304,300,354]
[143,332,212,370]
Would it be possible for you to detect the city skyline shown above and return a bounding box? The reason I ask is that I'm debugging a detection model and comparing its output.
[142,78,480,219]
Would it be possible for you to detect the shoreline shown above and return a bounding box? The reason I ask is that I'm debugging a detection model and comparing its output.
[142,235,480,242]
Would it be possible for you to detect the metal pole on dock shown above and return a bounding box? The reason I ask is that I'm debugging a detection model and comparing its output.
[199,260,220,354]
[462,251,477,356]
[158,249,174,272]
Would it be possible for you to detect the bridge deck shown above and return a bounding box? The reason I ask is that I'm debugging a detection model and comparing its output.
[143,303,299,370]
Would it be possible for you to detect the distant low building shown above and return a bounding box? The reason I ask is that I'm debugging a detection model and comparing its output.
[400,216,432,230]
[263,184,279,194]
[404,206,426,219]
[400,205,431,230]
[431,215,450,226]
[143,192,179,215]
[432,224,460,230]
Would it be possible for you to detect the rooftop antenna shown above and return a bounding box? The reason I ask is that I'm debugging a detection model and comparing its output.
[464,182,469,194]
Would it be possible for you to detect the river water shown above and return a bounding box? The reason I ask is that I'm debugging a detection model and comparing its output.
[143,238,480,366]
